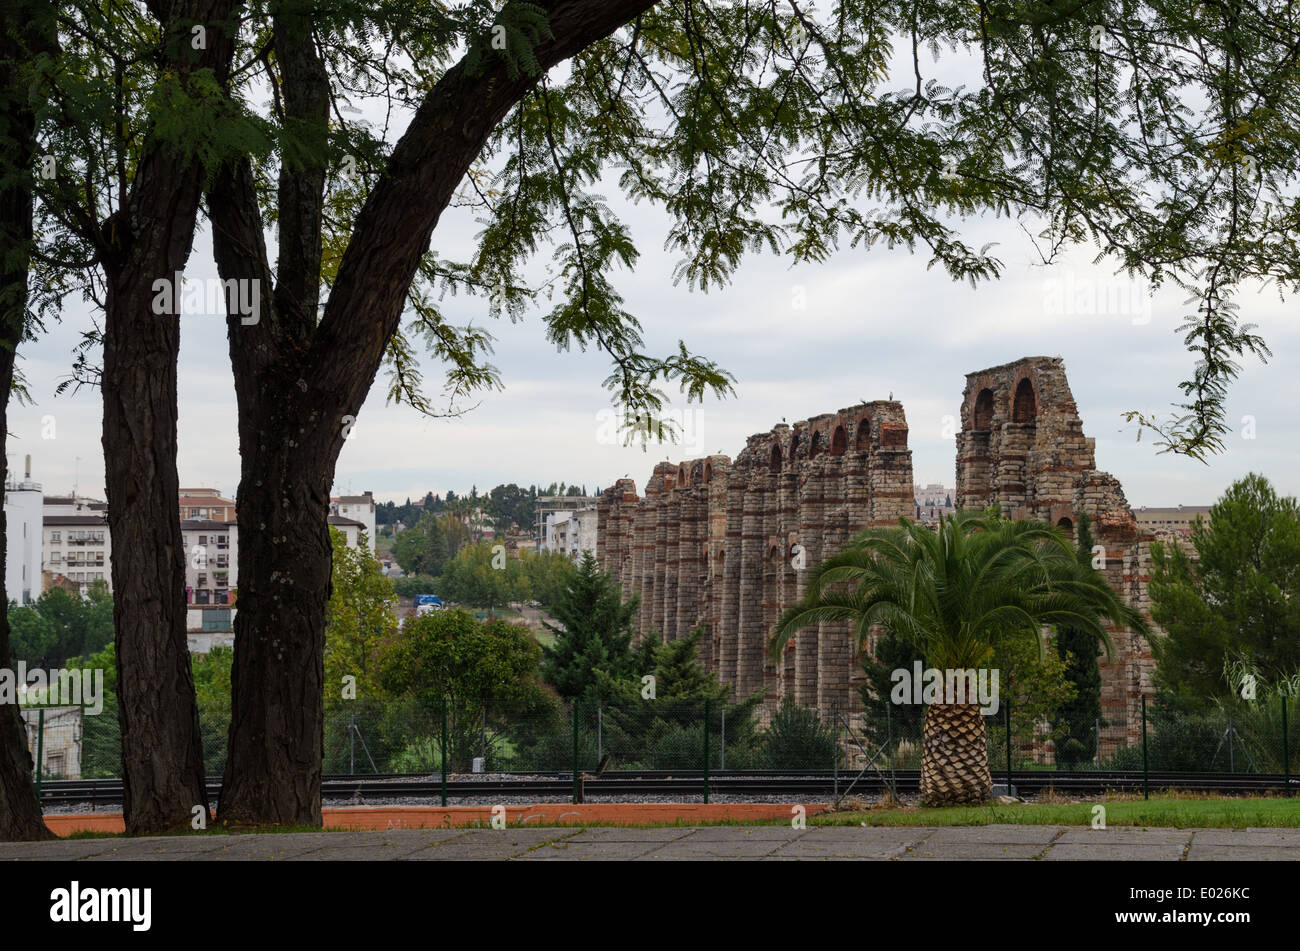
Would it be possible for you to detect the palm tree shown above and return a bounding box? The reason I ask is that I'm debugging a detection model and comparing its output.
[771,510,1149,806]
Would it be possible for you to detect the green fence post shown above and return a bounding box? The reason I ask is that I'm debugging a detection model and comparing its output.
[832,704,839,803]
[1141,694,1149,801]
[1283,695,1291,797]
[702,700,710,804]
[572,699,580,804]
[886,700,895,799]
[440,699,448,807]
[35,708,45,799]
[1004,694,1012,795]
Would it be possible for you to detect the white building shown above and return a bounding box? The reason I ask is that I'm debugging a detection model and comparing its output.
[43,494,111,594]
[3,455,44,604]
[330,492,376,552]
[180,519,236,606]
[328,514,368,550]
[543,507,599,561]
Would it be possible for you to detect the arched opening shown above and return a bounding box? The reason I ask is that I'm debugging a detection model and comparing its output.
[789,432,801,459]
[1057,516,1074,533]
[1012,378,1037,424]
[973,388,994,431]
[831,425,847,457]
[677,463,688,486]
[702,462,712,484]
[810,430,826,459]
[855,416,872,450]
[770,444,782,471]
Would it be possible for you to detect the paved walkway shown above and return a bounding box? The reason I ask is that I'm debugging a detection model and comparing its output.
[5,825,1300,860]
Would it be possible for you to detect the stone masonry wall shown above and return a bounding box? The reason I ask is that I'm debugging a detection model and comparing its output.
[597,402,914,716]
[956,356,1158,745]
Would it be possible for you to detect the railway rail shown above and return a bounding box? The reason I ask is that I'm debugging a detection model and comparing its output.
[38,769,1299,807]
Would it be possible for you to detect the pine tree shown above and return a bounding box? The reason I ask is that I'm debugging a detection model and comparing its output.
[1052,512,1104,767]
[541,552,638,700]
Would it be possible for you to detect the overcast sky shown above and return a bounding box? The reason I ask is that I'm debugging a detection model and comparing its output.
[11,42,1299,513]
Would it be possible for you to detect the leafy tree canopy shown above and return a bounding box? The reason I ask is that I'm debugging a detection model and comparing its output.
[1149,473,1300,712]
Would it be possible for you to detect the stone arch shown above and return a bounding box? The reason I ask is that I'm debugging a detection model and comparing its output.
[770,444,782,471]
[973,387,995,431]
[855,416,872,450]
[789,431,802,459]
[831,425,847,457]
[1056,516,1074,537]
[677,463,688,486]
[810,430,826,459]
[702,461,713,484]
[1012,377,1037,424]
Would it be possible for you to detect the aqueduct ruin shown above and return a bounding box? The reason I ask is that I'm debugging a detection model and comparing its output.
[596,356,1165,741]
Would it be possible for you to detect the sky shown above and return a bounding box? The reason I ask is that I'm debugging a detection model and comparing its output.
[10,38,1300,513]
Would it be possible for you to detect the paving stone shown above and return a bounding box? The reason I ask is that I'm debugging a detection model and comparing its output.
[1054,827,1193,845]
[398,830,573,860]
[633,839,785,859]
[1185,844,1300,861]
[0,839,121,861]
[1043,843,1187,861]
[771,829,928,859]
[680,826,807,840]
[1190,828,1300,847]
[916,824,1066,845]
[566,828,697,842]
[517,841,665,861]
[899,843,1047,860]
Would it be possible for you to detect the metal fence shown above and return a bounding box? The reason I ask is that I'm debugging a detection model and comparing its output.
[20,694,1296,795]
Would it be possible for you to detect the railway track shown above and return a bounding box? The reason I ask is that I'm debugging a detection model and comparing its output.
[39,769,1299,806]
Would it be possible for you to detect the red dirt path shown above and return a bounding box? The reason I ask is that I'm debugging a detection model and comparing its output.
[46,802,829,836]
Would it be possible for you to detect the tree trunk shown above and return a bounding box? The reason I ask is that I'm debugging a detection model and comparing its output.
[210,0,659,826]
[101,268,210,834]
[95,0,242,836]
[919,702,992,806]
[0,0,54,842]
[217,391,335,826]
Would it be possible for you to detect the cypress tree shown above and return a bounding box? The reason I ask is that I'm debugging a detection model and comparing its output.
[541,552,638,700]
[1052,513,1104,767]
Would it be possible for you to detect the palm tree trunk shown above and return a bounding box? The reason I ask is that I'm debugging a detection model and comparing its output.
[920,702,992,806]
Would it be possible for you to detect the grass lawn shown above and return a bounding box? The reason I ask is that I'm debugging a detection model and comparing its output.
[812,794,1300,829]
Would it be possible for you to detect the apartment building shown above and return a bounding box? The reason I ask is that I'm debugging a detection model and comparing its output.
[43,494,111,594]
[181,519,236,605]
[179,487,237,522]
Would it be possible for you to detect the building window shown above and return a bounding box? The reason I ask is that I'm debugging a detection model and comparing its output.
[50,532,60,543]
[199,535,207,546]
[189,508,199,517]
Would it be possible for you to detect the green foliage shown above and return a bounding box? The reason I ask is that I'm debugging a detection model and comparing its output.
[437,542,529,610]
[991,631,1076,755]
[324,528,398,707]
[391,575,442,599]
[516,548,576,609]
[7,582,113,666]
[857,628,925,742]
[593,628,763,769]
[775,512,1148,673]
[541,552,637,700]
[760,699,840,770]
[1053,512,1105,767]
[392,511,470,576]
[1149,474,1300,713]
[375,609,553,770]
